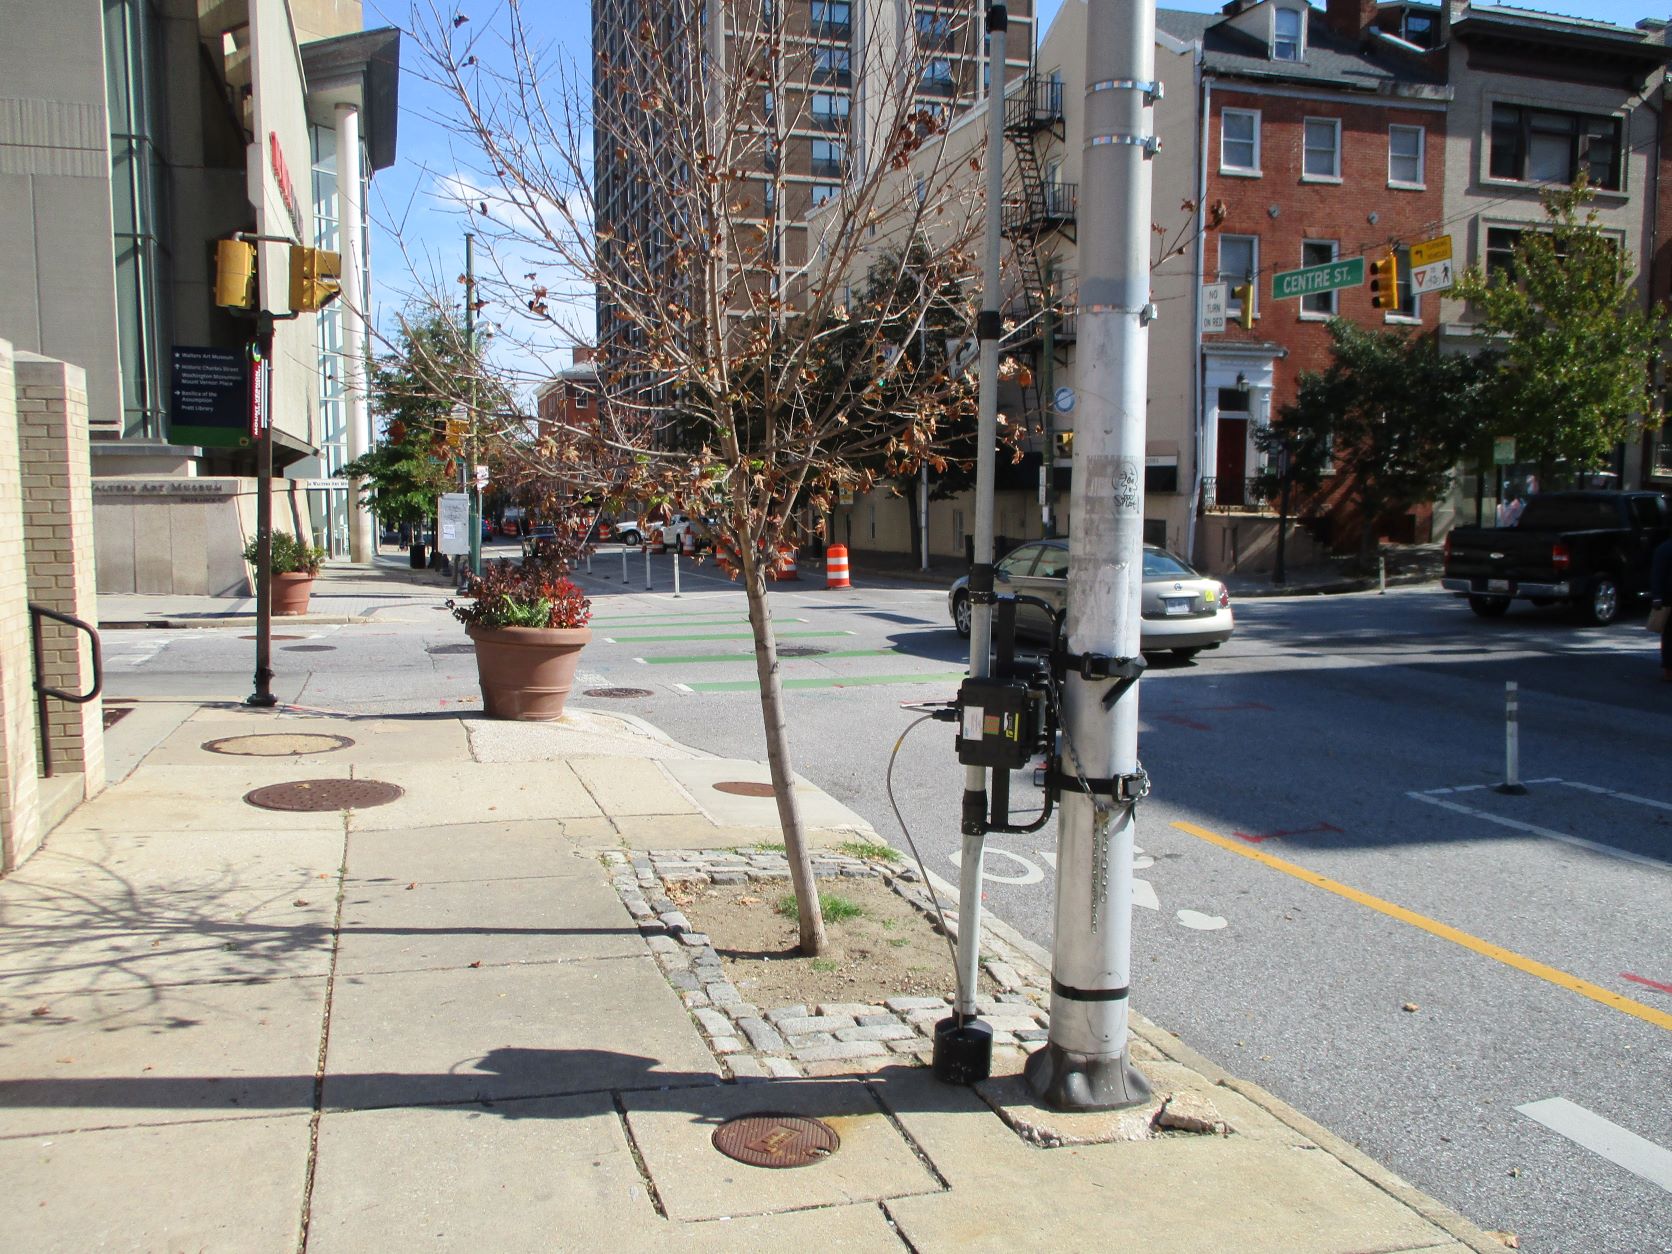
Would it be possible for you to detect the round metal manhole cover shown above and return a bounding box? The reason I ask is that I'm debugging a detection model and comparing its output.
[777,645,828,658]
[205,733,355,758]
[243,779,403,811]
[583,687,654,699]
[714,780,776,798]
[712,1114,839,1169]
[426,643,476,656]
[283,644,336,652]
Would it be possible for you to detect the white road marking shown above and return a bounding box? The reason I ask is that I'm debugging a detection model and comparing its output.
[672,683,693,694]
[1176,910,1227,931]
[1407,791,1672,872]
[1561,780,1672,815]
[1517,1097,1672,1195]
[1037,850,1056,870]
[949,848,1044,885]
[1133,879,1159,912]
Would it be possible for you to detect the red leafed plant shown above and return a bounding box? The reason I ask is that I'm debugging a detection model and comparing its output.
[448,558,592,630]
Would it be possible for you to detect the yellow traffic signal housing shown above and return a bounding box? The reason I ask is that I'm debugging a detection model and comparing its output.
[1369,253,1400,309]
[214,238,256,309]
[1233,283,1255,330]
[289,246,342,312]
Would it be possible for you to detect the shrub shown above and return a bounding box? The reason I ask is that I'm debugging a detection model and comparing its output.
[242,532,326,575]
[448,557,592,630]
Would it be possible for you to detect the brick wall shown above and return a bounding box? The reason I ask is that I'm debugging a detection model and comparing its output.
[0,339,43,870]
[16,352,104,795]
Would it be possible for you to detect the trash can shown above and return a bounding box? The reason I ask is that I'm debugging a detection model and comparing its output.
[409,542,427,569]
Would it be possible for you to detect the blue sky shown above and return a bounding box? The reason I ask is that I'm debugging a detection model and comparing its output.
[364,0,1671,390]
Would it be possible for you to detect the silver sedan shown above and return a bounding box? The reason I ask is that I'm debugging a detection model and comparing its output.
[947,540,1234,660]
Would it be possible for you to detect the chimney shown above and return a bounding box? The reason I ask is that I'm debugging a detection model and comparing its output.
[1325,0,1377,40]
[572,345,595,365]
[1440,0,1467,46]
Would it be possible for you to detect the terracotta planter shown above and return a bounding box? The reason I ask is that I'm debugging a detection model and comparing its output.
[466,623,592,720]
[272,572,317,616]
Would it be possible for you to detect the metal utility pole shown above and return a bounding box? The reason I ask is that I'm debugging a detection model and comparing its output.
[464,232,483,580]
[1041,256,1057,536]
[933,1,1009,1087]
[1024,0,1157,1111]
[247,315,278,708]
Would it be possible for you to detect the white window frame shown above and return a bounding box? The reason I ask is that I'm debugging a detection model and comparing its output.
[1299,240,1338,319]
[1388,124,1425,189]
[1302,117,1341,182]
[1273,8,1305,61]
[1220,108,1261,177]
[1218,234,1259,320]
[1385,244,1422,325]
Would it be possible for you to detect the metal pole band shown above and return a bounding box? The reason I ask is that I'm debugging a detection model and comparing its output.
[976,310,1002,341]
[967,562,996,603]
[1087,133,1161,156]
[962,788,987,836]
[1052,978,1130,1003]
[986,4,1007,33]
[1087,78,1164,103]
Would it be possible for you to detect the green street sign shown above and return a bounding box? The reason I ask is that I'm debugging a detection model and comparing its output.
[1272,257,1366,302]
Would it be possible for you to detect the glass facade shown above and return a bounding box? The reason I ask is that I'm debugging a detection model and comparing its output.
[104,0,171,439]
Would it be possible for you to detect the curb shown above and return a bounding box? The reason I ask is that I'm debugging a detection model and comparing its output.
[98,615,374,630]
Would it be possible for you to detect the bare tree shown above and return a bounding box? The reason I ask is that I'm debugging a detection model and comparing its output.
[407,0,998,953]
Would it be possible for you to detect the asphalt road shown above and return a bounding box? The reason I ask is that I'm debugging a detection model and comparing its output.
[101,549,1672,1250]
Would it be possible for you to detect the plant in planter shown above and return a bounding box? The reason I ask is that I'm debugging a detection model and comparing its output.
[449,558,593,720]
[243,532,327,616]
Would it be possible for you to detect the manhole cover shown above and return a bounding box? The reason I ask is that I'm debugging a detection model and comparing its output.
[426,643,476,655]
[776,645,828,658]
[583,687,654,699]
[205,733,355,757]
[243,779,403,811]
[241,634,304,641]
[103,707,132,730]
[283,644,336,652]
[714,780,776,798]
[712,1114,839,1169]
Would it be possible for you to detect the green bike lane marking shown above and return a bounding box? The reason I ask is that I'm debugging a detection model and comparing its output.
[639,647,898,665]
[681,671,965,693]
[602,629,854,643]
[590,615,805,628]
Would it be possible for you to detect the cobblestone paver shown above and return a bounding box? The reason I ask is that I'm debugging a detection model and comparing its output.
[604,847,1053,1079]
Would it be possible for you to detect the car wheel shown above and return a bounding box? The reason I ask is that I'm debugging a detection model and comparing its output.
[622,530,641,547]
[1468,595,1510,618]
[953,592,972,638]
[1582,575,1620,626]
[1172,647,1201,661]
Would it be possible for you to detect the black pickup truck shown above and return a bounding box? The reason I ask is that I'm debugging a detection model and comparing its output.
[1441,490,1671,625]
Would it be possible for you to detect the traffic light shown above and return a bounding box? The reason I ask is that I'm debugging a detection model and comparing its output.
[1369,253,1400,309]
[289,246,342,312]
[214,238,256,309]
[1233,283,1254,330]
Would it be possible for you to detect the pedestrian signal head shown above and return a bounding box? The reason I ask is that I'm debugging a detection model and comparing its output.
[1369,253,1400,310]
[215,239,256,310]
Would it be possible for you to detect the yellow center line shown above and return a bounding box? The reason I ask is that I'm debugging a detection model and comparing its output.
[1170,819,1672,1034]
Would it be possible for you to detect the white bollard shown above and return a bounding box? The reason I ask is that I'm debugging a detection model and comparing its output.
[1378,555,1387,595]
[1498,681,1527,795]
[673,551,681,597]
[645,542,652,590]
[621,545,629,584]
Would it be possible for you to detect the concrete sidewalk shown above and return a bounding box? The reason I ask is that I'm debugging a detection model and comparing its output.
[0,700,1499,1251]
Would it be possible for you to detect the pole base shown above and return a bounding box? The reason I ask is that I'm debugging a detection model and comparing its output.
[1023,1040,1152,1112]
[245,693,278,708]
[932,1016,993,1086]
[1496,783,1528,796]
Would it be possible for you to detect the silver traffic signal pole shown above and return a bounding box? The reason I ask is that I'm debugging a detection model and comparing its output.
[933,2,1008,1085]
[1023,0,1157,1111]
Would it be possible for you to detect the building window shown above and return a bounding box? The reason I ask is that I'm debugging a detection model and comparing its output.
[1218,235,1258,319]
[811,90,849,129]
[813,45,851,82]
[915,9,953,48]
[763,179,776,213]
[1490,104,1622,190]
[1273,8,1304,60]
[1391,244,1419,320]
[1388,124,1425,187]
[1300,241,1338,317]
[1402,12,1437,47]
[812,0,851,39]
[1303,118,1341,180]
[1220,109,1260,174]
[922,56,954,93]
[810,182,841,208]
[1484,227,1523,283]
[811,138,845,178]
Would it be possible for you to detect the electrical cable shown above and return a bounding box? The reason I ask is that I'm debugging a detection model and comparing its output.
[884,712,962,972]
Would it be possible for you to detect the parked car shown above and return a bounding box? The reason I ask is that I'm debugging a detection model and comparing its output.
[947,540,1234,659]
[614,517,644,546]
[657,513,717,551]
[1441,490,1670,625]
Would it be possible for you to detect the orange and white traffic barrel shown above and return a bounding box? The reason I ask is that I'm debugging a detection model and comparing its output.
[770,541,799,581]
[650,526,668,554]
[681,530,697,558]
[826,543,850,589]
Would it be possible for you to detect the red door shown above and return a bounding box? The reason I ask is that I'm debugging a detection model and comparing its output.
[1217,417,1248,506]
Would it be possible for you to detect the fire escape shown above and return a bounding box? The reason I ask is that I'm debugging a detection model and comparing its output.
[1001,75,1076,470]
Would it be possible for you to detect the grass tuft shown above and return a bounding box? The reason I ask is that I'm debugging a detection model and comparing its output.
[838,838,903,863]
[776,892,864,923]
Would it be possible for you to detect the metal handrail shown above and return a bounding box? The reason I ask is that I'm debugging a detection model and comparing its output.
[29,603,102,779]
